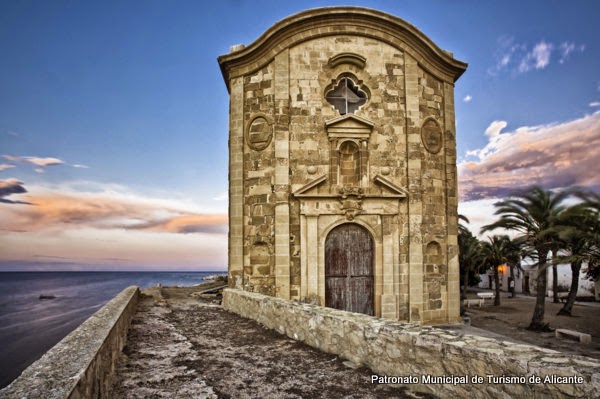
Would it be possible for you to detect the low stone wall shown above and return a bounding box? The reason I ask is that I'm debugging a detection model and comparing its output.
[0,286,140,399]
[223,288,600,398]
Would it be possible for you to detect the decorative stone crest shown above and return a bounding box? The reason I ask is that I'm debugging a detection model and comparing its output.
[338,186,363,220]
[327,52,367,69]
[246,114,273,151]
[421,118,443,154]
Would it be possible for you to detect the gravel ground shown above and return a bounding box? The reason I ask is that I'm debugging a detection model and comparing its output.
[111,285,435,399]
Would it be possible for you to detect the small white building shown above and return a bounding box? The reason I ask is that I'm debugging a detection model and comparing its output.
[479,262,595,298]
[478,264,523,293]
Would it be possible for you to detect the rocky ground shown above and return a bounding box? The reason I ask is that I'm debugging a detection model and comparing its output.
[111,284,435,399]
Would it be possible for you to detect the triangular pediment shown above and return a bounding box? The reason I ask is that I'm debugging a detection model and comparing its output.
[325,114,375,133]
[373,175,408,197]
[292,174,327,197]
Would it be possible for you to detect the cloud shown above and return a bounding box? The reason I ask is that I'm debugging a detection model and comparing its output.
[518,41,552,73]
[488,36,523,76]
[3,155,66,173]
[463,95,472,103]
[0,183,227,235]
[130,214,228,234]
[2,155,90,172]
[0,182,228,270]
[0,178,27,196]
[212,192,227,201]
[0,164,15,171]
[458,112,600,201]
[458,198,517,240]
[590,102,600,108]
[484,120,506,138]
[0,178,32,204]
[3,155,64,167]
[559,42,585,64]
[490,37,584,76]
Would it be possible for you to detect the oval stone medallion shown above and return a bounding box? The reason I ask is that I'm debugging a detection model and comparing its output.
[421,119,443,154]
[247,116,272,151]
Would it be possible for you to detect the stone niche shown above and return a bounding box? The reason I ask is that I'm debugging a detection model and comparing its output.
[218,6,467,324]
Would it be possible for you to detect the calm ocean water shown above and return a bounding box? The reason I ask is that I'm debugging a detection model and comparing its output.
[0,271,224,389]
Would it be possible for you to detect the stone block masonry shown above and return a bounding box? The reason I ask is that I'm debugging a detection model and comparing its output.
[0,286,140,399]
[223,288,600,398]
[219,7,468,323]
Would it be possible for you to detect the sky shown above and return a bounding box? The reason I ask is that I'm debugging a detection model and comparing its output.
[0,0,598,271]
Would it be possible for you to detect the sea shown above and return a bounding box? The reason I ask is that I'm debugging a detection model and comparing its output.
[0,271,225,389]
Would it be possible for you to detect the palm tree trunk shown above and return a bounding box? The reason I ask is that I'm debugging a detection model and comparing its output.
[494,265,501,306]
[462,267,468,300]
[552,248,559,303]
[557,261,581,316]
[509,264,516,298]
[528,250,550,331]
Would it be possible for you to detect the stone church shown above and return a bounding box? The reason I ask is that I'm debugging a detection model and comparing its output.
[219,7,467,324]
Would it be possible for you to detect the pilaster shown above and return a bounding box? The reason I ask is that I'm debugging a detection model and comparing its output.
[405,54,424,322]
[274,50,291,299]
[228,76,245,287]
[444,81,460,322]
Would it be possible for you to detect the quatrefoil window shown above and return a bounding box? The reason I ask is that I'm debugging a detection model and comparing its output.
[325,77,368,115]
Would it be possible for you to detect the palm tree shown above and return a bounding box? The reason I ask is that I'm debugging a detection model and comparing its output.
[480,235,521,305]
[459,225,484,302]
[580,192,600,268]
[481,186,569,331]
[551,245,560,303]
[481,236,508,306]
[503,236,523,298]
[556,192,600,316]
[458,214,471,237]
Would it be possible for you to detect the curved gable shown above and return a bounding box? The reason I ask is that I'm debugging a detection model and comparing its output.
[218,7,467,92]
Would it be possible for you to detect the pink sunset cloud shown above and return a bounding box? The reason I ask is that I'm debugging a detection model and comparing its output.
[459,112,600,201]
[0,182,228,269]
[0,187,227,235]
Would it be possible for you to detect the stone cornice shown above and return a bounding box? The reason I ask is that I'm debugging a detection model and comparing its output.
[218,7,468,92]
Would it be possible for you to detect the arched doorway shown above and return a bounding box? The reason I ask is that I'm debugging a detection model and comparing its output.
[325,223,374,315]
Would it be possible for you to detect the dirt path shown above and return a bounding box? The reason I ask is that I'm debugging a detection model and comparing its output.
[111,286,435,399]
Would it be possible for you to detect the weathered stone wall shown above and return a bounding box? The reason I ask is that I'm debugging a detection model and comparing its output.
[287,36,412,314]
[223,288,600,399]
[0,286,139,399]
[220,7,467,324]
[243,64,276,296]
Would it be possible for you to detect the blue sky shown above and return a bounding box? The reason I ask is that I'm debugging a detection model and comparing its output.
[1,1,599,270]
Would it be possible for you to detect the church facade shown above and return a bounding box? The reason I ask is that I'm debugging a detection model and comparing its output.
[219,7,467,324]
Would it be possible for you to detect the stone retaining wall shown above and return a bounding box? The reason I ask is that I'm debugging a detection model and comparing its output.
[0,286,140,399]
[223,288,600,398]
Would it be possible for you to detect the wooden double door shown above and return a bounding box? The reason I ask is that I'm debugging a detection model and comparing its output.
[325,223,374,316]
